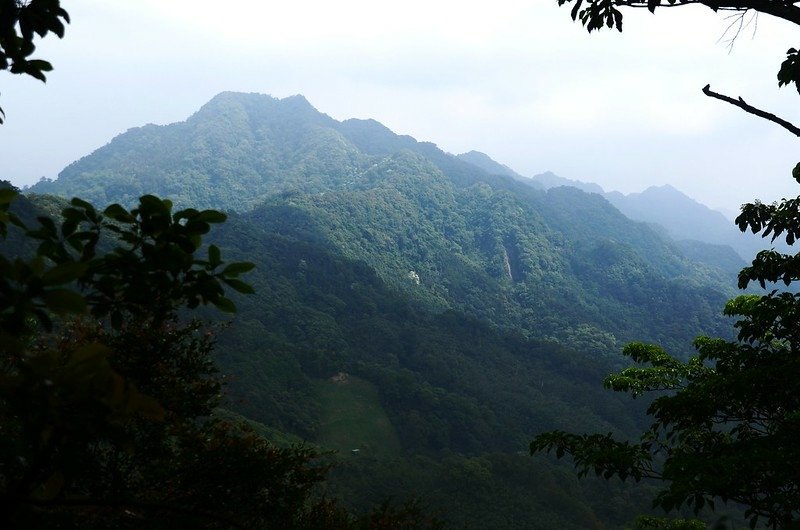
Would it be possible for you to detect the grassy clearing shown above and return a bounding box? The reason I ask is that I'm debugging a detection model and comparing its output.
[315,374,402,458]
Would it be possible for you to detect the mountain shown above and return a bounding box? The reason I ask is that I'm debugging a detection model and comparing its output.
[33,92,356,210]
[32,92,508,211]
[530,170,605,195]
[30,91,737,350]
[604,184,770,261]
[456,150,529,182]
[528,171,764,262]
[22,91,744,527]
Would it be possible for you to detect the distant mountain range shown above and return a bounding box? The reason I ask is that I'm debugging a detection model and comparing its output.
[522,171,771,263]
[452,155,766,265]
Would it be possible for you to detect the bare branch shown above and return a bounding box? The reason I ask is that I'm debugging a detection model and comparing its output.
[718,9,758,51]
[702,84,800,137]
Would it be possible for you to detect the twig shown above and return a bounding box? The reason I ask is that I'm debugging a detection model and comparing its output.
[702,84,800,137]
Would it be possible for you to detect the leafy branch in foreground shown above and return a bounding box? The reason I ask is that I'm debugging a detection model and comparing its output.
[1,193,253,337]
[701,84,800,138]
[557,1,800,34]
[532,168,800,529]
[541,2,800,527]
[0,0,70,123]
[0,190,343,528]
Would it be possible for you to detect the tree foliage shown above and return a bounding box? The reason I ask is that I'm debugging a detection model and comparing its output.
[531,2,800,529]
[0,0,70,123]
[0,190,353,528]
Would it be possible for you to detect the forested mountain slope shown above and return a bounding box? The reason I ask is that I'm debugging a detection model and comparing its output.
[9,187,659,528]
[205,212,659,528]
[250,150,732,355]
[31,91,734,355]
[20,92,748,526]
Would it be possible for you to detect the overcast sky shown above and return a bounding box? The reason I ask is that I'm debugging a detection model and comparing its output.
[1,0,798,212]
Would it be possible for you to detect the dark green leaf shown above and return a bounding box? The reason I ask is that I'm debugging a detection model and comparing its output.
[196,210,227,223]
[212,296,237,313]
[223,278,255,294]
[104,203,134,222]
[222,262,255,277]
[41,288,87,314]
[208,244,221,266]
[0,188,18,205]
[41,262,86,285]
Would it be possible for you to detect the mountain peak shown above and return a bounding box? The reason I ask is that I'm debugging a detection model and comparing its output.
[531,171,605,195]
[458,150,494,163]
[638,184,682,197]
[280,93,314,109]
[203,91,311,106]
[342,117,391,131]
[337,118,419,156]
[456,151,523,180]
[202,90,276,107]
[189,92,324,124]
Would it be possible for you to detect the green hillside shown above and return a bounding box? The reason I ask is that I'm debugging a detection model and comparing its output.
[19,91,748,527]
[201,216,657,526]
[33,93,366,210]
[248,150,732,355]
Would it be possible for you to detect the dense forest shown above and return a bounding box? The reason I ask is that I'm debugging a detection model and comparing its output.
[3,91,756,527]
[5,0,800,527]
[33,92,736,356]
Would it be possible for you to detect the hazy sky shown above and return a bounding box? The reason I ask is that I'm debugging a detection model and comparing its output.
[1,0,798,211]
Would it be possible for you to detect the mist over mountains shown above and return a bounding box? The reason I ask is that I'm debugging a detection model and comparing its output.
[525,171,767,263]
[20,91,759,527]
[32,91,760,265]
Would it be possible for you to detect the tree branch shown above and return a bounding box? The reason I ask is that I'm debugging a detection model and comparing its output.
[614,1,800,26]
[701,0,800,26]
[702,84,800,137]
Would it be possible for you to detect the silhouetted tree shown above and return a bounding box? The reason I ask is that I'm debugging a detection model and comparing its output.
[533,2,800,528]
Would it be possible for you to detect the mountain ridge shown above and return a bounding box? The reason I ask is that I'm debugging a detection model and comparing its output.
[526,169,762,262]
[28,92,736,351]
[17,90,750,528]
